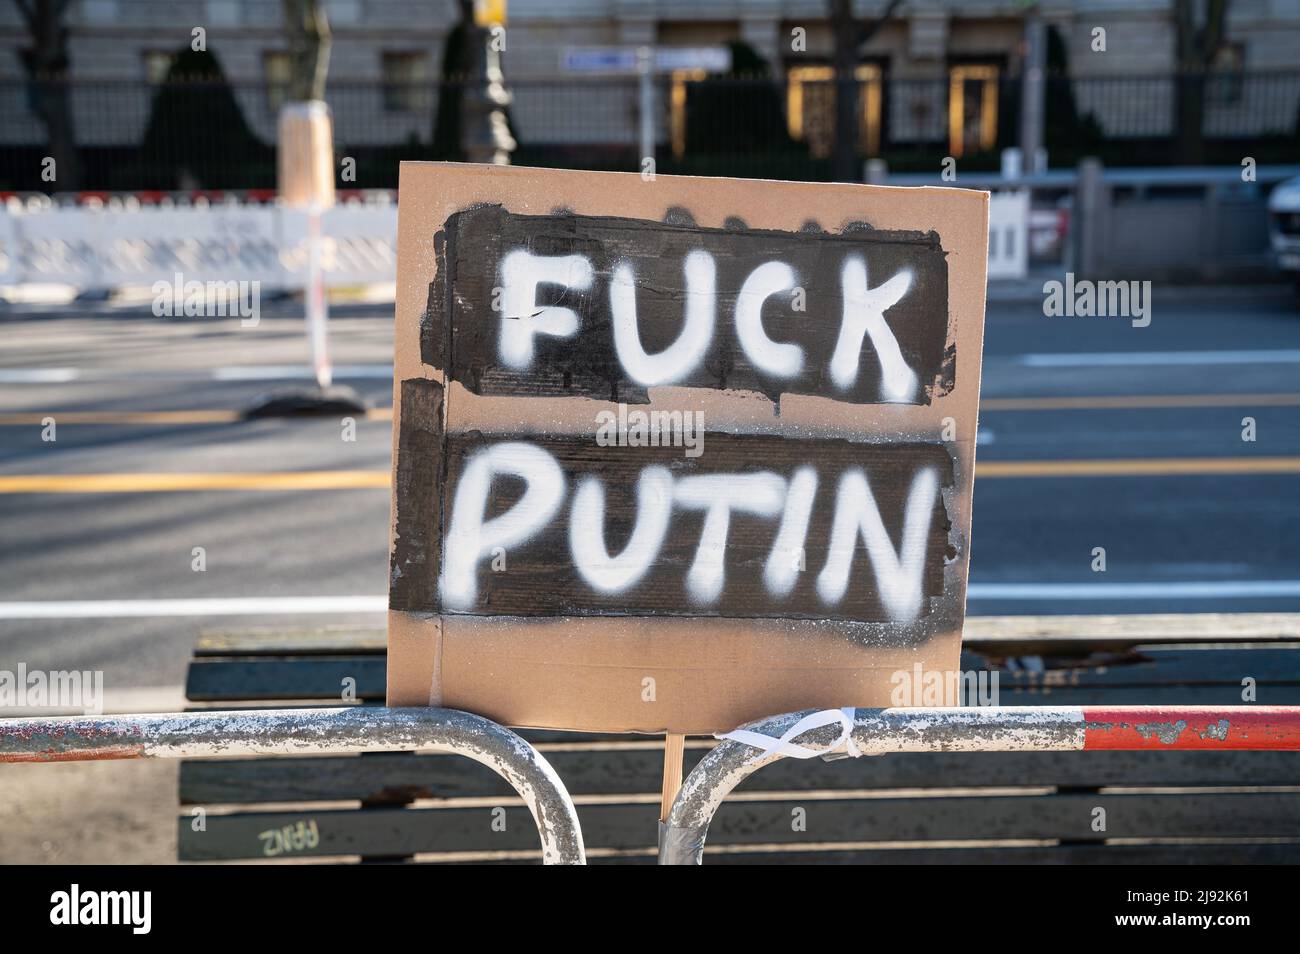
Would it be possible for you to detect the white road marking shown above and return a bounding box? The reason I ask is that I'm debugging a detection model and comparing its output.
[211,364,393,381]
[0,368,80,383]
[2,581,1299,618]
[0,687,189,717]
[5,354,1298,383]
[967,580,1300,600]
[0,365,392,384]
[1018,350,1300,368]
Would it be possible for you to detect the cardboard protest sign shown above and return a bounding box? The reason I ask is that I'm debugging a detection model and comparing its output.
[388,163,987,734]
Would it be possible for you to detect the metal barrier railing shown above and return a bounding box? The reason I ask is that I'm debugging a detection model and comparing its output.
[658,704,1300,865]
[0,705,586,865]
[11,703,1298,865]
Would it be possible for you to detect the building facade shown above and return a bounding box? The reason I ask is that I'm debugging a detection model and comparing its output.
[1,1,1297,183]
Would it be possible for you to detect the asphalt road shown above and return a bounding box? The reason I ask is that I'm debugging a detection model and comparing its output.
[2,290,1299,703]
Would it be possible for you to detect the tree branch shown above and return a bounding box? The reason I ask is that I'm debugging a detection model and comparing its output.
[1204,0,1230,63]
[856,0,906,53]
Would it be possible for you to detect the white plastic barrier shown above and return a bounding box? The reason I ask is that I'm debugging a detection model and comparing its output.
[4,191,1024,288]
[986,190,1029,280]
[0,198,398,291]
[0,207,19,285]
[281,203,399,288]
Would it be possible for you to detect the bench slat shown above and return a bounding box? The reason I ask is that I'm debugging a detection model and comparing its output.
[183,655,1300,706]
[179,748,1300,805]
[964,612,1300,647]
[657,842,1300,865]
[178,791,1300,860]
[970,646,1300,688]
[192,614,1300,661]
[185,658,385,701]
[993,684,1300,705]
[573,842,1300,865]
[196,627,387,657]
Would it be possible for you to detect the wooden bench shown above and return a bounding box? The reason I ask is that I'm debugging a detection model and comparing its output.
[179,614,1300,864]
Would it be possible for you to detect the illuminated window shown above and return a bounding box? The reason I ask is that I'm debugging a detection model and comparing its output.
[948,64,999,158]
[786,64,882,159]
[670,69,708,159]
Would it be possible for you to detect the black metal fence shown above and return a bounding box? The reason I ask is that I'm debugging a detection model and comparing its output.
[2,72,1298,192]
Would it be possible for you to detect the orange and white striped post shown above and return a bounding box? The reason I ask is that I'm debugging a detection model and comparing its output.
[278,100,336,390]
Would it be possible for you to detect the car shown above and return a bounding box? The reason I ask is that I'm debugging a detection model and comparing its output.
[1268,176,1300,286]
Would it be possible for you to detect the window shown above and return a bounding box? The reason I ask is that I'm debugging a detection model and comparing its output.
[948,64,999,158]
[264,51,292,112]
[143,51,176,85]
[1208,43,1245,105]
[382,52,429,112]
[670,69,708,159]
[785,65,883,159]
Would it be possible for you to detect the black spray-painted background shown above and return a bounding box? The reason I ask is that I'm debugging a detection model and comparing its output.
[421,205,952,405]
[393,206,961,625]
[390,398,955,621]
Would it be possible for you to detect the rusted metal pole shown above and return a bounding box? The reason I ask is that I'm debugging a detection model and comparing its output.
[660,705,1300,865]
[0,706,585,865]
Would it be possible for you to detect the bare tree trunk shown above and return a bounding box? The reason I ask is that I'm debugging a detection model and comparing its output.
[831,0,859,181]
[829,0,905,182]
[16,0,80,190]
[432,0,476,159]
[1174,0,1229,165]
[283,0,332,102]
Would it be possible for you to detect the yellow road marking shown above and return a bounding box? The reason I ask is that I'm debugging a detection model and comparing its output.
[0,471,390,493]
[0,395,1296,426]
[0,457,1297,493]
[0,410,241,425]
[977,456,1300,478]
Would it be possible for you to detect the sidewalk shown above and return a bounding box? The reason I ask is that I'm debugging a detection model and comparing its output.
[0,760,175,863]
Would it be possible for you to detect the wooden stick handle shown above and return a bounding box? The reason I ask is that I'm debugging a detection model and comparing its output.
[660,733,686,822]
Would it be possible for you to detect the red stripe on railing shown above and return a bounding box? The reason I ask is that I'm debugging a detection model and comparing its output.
[1083,706,1300,750]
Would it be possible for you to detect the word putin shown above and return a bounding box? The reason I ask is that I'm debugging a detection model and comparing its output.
[439,440,946,622]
